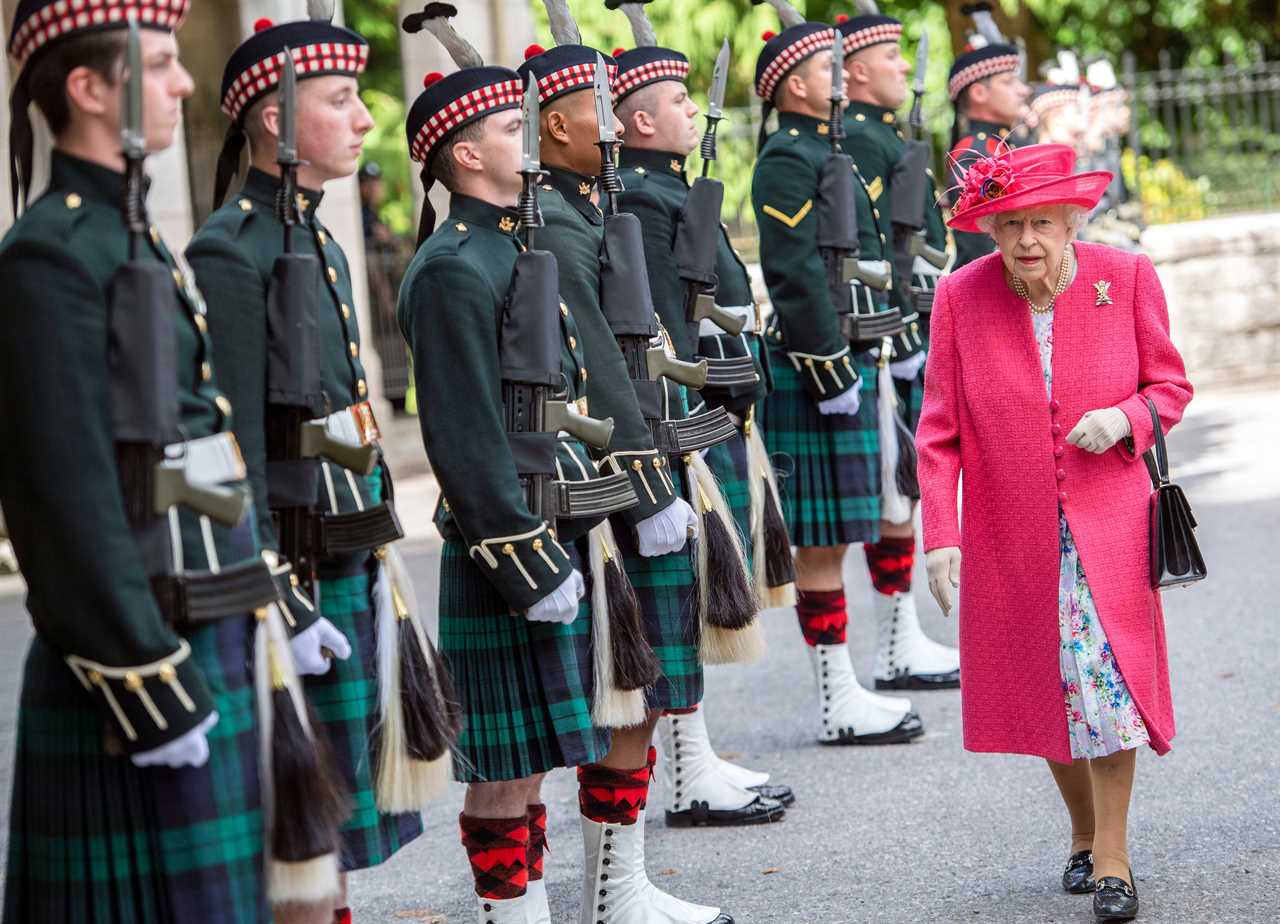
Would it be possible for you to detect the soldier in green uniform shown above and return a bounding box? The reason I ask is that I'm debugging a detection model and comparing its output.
[186,12,421,923]
[517,10,733,921]
[836,9,962,691]
[946,39,1028,268]
[609,8,794,828]
[751,7,925,746]
[0,2,341,920]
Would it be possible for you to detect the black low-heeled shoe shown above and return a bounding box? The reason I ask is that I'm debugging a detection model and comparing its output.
[1062,850,1095,894]
[1093,868,1139,921]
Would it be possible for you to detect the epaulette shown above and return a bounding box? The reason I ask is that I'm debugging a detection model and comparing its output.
[201,195,261,239]
[27,188,94,242]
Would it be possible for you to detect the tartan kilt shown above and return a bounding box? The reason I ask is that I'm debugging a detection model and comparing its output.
[310,564,423,870]
[613,464,703,712]
[437,538,608,783]
[702,431,754,573]
[894,365,926,434]
[758,340,881,548]
[4,617,268,924]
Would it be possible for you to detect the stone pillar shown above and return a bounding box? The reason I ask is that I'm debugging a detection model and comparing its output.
[398,0,535,232]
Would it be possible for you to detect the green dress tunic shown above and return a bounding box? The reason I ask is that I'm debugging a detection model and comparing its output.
[616,147,772,570]
[752,112,883,548]
[0,152,268,924]
[188,167,420,871]
[842,100,950,431]
[398,194,611,781]
[540,166,702,711]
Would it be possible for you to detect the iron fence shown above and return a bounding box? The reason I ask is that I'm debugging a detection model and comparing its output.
[1124,50,1280,219]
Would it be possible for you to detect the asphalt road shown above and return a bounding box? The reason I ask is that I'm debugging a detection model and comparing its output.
[0,381,1275,923]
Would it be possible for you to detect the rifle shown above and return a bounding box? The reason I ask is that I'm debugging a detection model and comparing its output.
[500,78,635,527]
[110,20,249,564]
[592,55,738,455]
[816,30,901,344]
[263,52,378,582]
[674,39,746,343]
[889,31,948,315]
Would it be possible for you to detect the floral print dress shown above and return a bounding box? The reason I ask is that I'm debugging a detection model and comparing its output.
[1034,309,1150,759]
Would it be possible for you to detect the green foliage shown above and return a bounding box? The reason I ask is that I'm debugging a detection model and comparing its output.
[345,0,413,236]
[1122,149,1209,224]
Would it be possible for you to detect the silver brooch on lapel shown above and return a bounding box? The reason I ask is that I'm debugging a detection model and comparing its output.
[1094,280,1113,306]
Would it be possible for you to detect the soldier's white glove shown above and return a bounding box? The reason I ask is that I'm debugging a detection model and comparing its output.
[131,712,219,769]
[926,547,962,616]
[636,497,699,556]
[889,351,928,381]
[1066,407,1132,454]
[816,387,861,417]
[289,617,352,676]
[525,569,585,624]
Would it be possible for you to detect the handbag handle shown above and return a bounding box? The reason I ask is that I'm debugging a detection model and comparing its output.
[1142,396,1170,488]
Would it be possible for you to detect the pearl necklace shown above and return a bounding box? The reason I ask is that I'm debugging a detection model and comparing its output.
[1010,246,1074,314]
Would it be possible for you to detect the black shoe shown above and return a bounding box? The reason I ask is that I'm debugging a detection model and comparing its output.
[749,783,795,807]
[708,916,733,924]
[874,669,961,691]
[1093,868,1138,921]
[664,795,786,828]
[819,710,926,746]
[1062,850,1095,894]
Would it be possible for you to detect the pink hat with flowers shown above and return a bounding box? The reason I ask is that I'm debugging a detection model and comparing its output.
[947,143,1113,233]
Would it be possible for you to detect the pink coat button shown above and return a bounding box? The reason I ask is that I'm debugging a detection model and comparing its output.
[1052,423,1063,435]
[1050,399,1060,412]
[1059,492,1068,502]
[1057,469,1067,481]
[1054,446,1065,458]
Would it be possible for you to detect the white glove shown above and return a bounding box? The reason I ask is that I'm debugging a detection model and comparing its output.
[636,497,699,556]
[889,351,928,382]
[525,569,585,624]
[131,711,219,769]
[925,547,962,616]
[289,616,353,676]
[1066,407,1132,454]
[817,387,861,417]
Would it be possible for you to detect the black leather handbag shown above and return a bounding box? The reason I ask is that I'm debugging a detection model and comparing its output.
[1142,398,1206,590]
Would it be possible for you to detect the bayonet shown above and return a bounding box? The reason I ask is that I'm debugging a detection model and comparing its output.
[594,53,623,213]
[828,28,845,146]
[907,30,928,138]
[700,38,730,177]
[121,19,147,257]
[518,77,545,246]
[276,48,301,250]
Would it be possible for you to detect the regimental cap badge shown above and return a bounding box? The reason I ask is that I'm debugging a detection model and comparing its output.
[1094,279,1113,306]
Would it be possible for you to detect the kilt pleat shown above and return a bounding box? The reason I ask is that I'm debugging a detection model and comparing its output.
[613,462,703,711]
[4,617,268,924]
[438,540,608,783]
[758,342,881,548]
[310,565,423,871]
[703,433,753,573]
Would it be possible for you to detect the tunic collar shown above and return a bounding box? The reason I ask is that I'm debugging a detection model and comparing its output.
[448,193,521,240]
[47,150,129,206]
[619,147,687,182]
[845,100,897,127]
[776,110,831,140]
[241,167,324,223]
[544,166,602,224]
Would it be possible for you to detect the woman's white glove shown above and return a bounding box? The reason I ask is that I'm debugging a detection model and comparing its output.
[525,569,585,624]
[289,617,353,676]
[1067,407,1132,454]
[636,497,699,557]
[925,547,962,616]
[131,712,219,769]
[817,388,861,417]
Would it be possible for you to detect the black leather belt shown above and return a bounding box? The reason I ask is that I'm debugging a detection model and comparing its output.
[651,406,738,455]
[702,355,760,389]
[152,557,279,628]
[315,502,404,557]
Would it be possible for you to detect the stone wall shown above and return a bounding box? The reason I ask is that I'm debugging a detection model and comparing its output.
[1143,213,1280,385]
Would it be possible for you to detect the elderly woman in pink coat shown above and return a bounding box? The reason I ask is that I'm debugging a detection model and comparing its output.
[917,143,1192,922]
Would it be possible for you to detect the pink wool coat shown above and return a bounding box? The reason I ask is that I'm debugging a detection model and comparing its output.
[917,241,1193,764]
